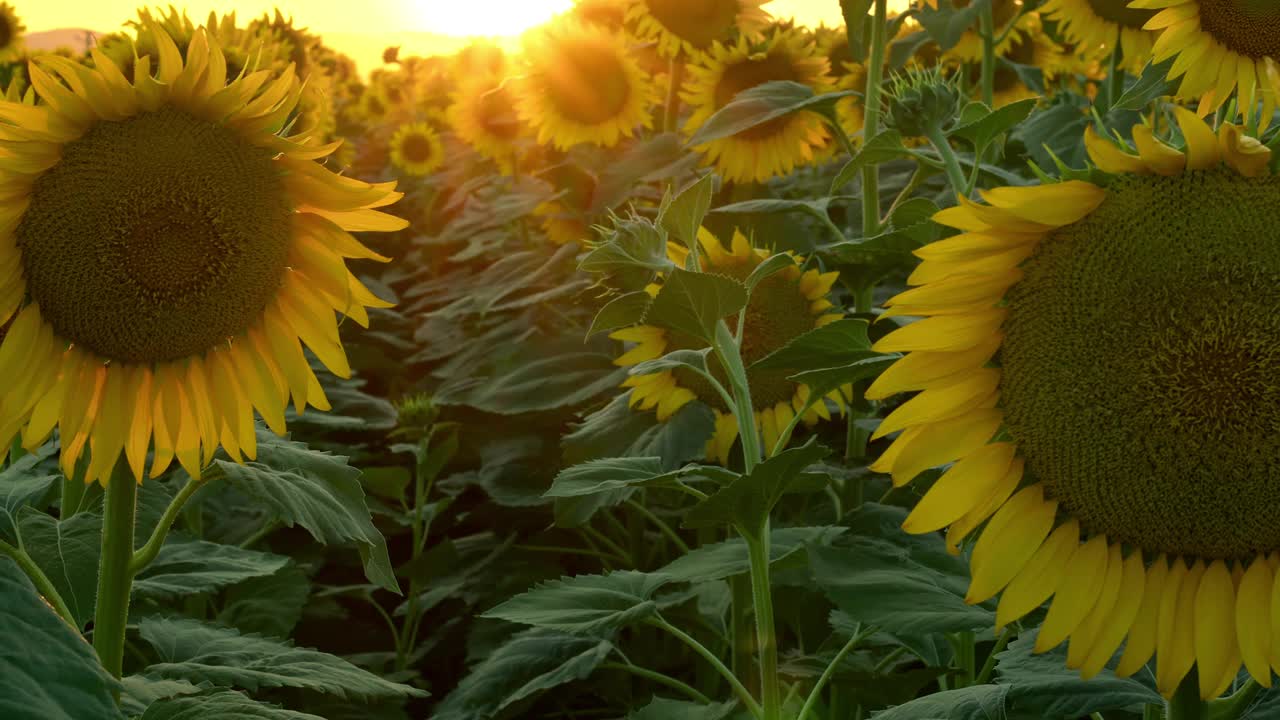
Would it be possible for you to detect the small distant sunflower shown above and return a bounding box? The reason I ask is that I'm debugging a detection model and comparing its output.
[0,3,23,62]
[1133,0,1280,113]
[683,29,833,183]
[627,0,773,58]
[573,0,630,31]
[611,228,845,463]
[0,25,404,485]
[868,108,1280,699]
[533,201,590,245]
[516,20,656,149]
[389,122,444,176]
[1041,0,1158,73]
[448,76,525,173]
[938,0,1025,62]
[962,17,1074,107]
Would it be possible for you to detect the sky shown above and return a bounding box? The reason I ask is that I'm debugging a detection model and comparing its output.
[30,0,910,72]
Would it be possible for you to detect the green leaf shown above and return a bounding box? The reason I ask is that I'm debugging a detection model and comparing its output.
[120,676,202,717]
[435,351,627,415]
[138,617,426,700]
[1111,58,1177,112]
[580,219,672,274]
[657,526,846,584]
[210,432,398,594]
[587,291,653,338]
[0,557,121,720]
[562,396,717,474]
[873,684,1009,720]
[591,133,701,213]
[133,537,289,601]
[789,355,900,401]
[949,98,1037,158]
[646,268,748,345]
[659,174,715,252]
[433,629,612,720]
[139,688,328,720]
[745,253,797,292]
[17,506,101,628]
[688,81,856,146]
[831,129,911,193]
[839,0,875,60]
[684,438,832,536]
[750,319,873,372]
[712,197,831,217]
[809,504,995,635]
[996,630,1161,717]
[484,570,666,634]
[545,457,666,498]
[0,446,58,542]
[915,0,990,51]
[629,348,714,379]
[627,697,738,720]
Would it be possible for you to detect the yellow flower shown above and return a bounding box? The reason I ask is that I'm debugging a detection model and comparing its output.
[389,122,445,176]
[515,20,657,150]
[533,201,590,245]
[448,75,526,174]
[611,228,846,464]
[869,107,1280,700]
[627,0,773,58]
[1133,0,1280,114]
[0,23,405,485]
[1040,0,1158,74]
[683,29,834,183]
[573,0,631,31]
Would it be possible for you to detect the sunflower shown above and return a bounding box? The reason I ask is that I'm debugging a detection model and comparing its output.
[626,0,773,58]
[448,76,526,174]
[389,122,445,176]
[0,3,23,62]
[515,20,656,150]
[868,108,1280,699]
[573,0,630,31]
[683,29,833,183]
[533,201,590,245]
[959,16,1076,107]
[451,40,508,81]
[936,0,1025,62]
[1134,0,1280,113]
[0,24,404,486]
[1041,0,1158,73]
[611,228,845,464]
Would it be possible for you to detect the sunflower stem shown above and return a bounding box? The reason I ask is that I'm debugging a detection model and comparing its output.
[978,3,996,107]
[973,626,1013,685]
[599,661,712,705]
[663,54,686,134]
[0,537,76,628]
[797,625,864,720]
[93,460,137,681]
[714,321,760,472]
[923,126,970,199]
[1208,679,1263,720]
[647,616,763,718]
[859,0,889,237]
[130,472,204,575]
[1167,672,1208,720]
[1104,28,1124,110]
[746,528,781,720]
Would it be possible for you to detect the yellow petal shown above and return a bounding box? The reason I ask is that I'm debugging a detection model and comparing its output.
[902,442,1015,534]
[1080,551,1149,679]
[1066,543,1125,669]
[1195,560,1238,699]
[1085,125,1149,174]
[995,519,1081,627]
[873,368,1000,440]
[872,310,1006,354]
[967,485,1058,605]
[1035,535,1111,653]
[1236,557,1274,687]
[888,407,1003,487]
[978,181,1107,227]
[1115,555,1171,677]
[945,457,1022,555]
[1172,106,1221,170]
[865,334,1002,400]
[1157,560,1204,697]
[1219,123,1271,178]
[1132,124,1186,176]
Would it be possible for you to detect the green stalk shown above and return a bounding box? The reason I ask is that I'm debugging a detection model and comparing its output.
[978,4,995,107]
[1145,705,1165,720]
[0,538,75,626]
[648,616,763,718]
[952,631,977,687]
[747,530,780,720]
[713,321,760,471]
[1104,29,1124,109]
[797,628,862,720]
[973,627,1013,685]
[924,126,969,199]
[860,0,889,237]
[131,474,203,574]
[600,661,713,705]
[93,461,137,679]
[1209,679,1263,720]
[1167,672,1207,720]
[663,54,686,134]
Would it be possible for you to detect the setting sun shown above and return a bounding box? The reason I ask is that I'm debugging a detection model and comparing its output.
[415,0,574,37]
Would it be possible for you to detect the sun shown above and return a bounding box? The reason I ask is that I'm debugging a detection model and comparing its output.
[415,0,575,36]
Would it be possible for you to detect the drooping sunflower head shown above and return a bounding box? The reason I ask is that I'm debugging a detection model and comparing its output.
[813,24,854,73]
[515,20,657,150]
[683,29,834,183]
[1040,0,1158,73]
[0,3,24,62]
[389,122,445,176]
[0,23,405,486]
[448,75,527,174]
[247,9,317,79]
[626,0,773,58]
[868,107,1280,700]
[1137,0,1280,113]
[611,228,846,464]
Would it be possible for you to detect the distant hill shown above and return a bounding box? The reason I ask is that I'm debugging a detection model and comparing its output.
[27,28,102,53]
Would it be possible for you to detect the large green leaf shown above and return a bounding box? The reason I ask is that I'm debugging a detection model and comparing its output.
[546,457,734,499]
[215,563,311,638]
[831,129,912,193]
[484,570,667,634]
[17,506,101,628]
[562,396,718,472]
[688,81,855,146]
[579,218,672,274]
[809,504,995,635]
[789,356,899,402]
[0,557,120,720]
[208,432,397,593]
[138,617,426,701]
[657,526,846,584]
[915,0,990,51]
[133,537,288,601]
[139,688,327,720]
[872,684,1009,720]
[434,351,627,415]
[627,698,738,720]
[660,174,715,253]
[646,268,748,346]
[120,676,202,717]
[0,445,58,542]
[995,631,1161,717]
[683,439,832,536]
[950,99,1037,158]
[587,291,653,338]
[750,319,873,372]
[433,628,612,720]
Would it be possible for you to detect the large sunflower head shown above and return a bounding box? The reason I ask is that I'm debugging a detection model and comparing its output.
[626,0,773,58]
[1135,0,1280,113]
[868,107,1280,699]
[515,20,656,150]
[448,75,527,174]
[389,122,445,176]
[0,23,405,486]
[1041,0,1158,74]
[682,29,834,183]
[0,3,24,63]
[610,228,846,464]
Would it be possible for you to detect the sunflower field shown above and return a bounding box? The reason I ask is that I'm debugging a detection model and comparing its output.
[4,0,1280,718]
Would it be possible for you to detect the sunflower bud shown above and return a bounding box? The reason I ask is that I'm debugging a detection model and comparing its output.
[882,67,965,138]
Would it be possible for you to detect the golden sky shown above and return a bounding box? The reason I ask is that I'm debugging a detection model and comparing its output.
[30,0,909,72]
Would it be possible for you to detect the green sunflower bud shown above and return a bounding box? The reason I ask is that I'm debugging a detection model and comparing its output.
[881,67,965,138]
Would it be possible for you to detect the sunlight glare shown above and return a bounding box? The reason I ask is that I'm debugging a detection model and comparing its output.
[414,0,576,37]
